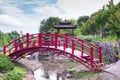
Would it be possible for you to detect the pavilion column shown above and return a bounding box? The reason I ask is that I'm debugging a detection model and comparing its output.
[57,29,60,34]
[72,29,74,36]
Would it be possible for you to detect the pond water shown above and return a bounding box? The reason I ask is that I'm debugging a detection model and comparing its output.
[34,68,63,80]
[33,55,69,80]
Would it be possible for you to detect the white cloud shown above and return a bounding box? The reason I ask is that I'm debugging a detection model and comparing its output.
[0,0,119,34]
[56,0,111,19]
[0,14,22,25]
[33,5,62,15]
[0,1,23,15]
[0,14,40,34]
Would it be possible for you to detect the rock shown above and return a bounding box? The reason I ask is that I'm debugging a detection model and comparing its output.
[118,40,120,54]
[97,42,118,63]
[98,60,120,80]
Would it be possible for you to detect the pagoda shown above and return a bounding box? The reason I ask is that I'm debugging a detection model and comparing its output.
[54,21,77,35]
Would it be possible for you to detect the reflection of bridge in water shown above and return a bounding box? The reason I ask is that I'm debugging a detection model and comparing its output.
[3,32,105,72]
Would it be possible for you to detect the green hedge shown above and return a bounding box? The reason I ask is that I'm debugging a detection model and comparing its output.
[0,54,14,73]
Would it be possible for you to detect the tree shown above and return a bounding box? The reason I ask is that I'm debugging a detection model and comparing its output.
[105,9,120,39]
[0,31,20,47]
[77,16,89,27]
[39,17,61,33]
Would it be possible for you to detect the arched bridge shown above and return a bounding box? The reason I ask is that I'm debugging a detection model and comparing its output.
[3,32,105,72]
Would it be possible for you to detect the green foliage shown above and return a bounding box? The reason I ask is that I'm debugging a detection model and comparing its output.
[39,17,61,33]
[13,64,27,75]
[73,72,94,78]
[0,30,20,47]
[4,72,23,80]
[77,16,89,27]
[78,2,120,41]
[0,54,14,73]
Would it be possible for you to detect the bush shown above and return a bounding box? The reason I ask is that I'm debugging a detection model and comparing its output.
[0,54,14,72]
[4,72,23,80]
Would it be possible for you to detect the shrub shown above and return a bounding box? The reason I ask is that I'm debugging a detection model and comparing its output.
[4,72,23,80]
[0,54,14,72]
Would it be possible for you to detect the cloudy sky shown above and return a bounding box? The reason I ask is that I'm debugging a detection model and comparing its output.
[0,0,119,34]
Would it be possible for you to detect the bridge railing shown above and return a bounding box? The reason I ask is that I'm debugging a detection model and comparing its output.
[4,32,102,66]
[57,33,97,66]
[67,35,102,63]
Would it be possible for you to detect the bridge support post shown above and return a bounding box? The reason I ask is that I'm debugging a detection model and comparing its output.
[14,40,18,51]
[51,34,54,46]
[65,33,68,48]
[99,47,102,63]
[38,34,42,47]
[90,47,94,66]
[81,40,84,57]
[72,40,75,56]
[55,32,58,49]
[26,33,29,48]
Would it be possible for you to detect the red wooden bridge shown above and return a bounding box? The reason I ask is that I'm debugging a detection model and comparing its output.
[3,32,105,72]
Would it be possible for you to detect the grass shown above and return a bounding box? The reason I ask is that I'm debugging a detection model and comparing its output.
[0,75,3,80]
[73,72,100,80]
[67,61,80,68]
[12,63,27,76]
[73,72,94,78]
[78,34,119,42]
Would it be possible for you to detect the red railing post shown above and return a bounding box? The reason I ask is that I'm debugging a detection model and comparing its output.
[64,42,66,51]
[99,46,102,63]
[81,40,84,57]
[90,47,94,66]
[26,33,29,48]
[51,34,54,46]
[14,40,18,51]
[72,40,75,55]
[55,32,58,49]
[3,46,6,54]
[38,34,42,47]
[65,33,68,48]
[32,41,36,47]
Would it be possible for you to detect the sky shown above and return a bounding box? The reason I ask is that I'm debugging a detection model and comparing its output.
[0,0,120,34]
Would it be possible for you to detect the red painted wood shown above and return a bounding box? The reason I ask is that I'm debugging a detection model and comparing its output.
[90,47,94,66]
[3,32,104,72]
[55,32,58,48]
[99,46,102,63]
[51,34,54,46]
[65,33,68,48]
[26,33,29,48]
[81,40,84,57]
[38,34,42,47]
[14,40,18,51]
[64,42,66,51]
[32,41,36,47]
[72,40,75,55]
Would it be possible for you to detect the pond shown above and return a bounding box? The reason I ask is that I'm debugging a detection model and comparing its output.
[34,68,63,80]
[34,55,70,80]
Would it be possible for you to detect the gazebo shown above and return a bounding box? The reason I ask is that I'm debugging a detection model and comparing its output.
[54,21,77,35]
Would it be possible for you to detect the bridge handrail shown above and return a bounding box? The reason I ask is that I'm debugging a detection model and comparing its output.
[68,35,99,49]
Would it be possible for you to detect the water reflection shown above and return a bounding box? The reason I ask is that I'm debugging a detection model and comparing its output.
[34,68,63,80]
